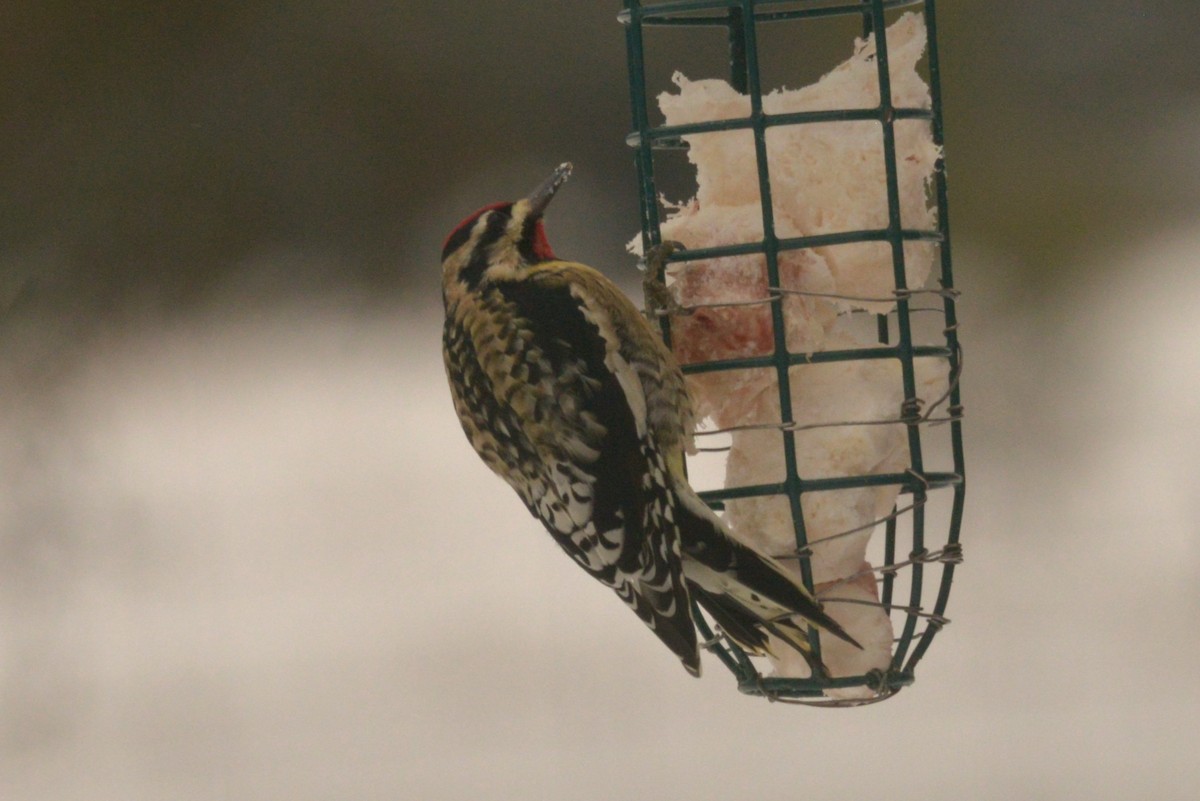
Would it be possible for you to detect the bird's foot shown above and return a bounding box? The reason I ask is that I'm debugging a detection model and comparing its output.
[640,240,689,322]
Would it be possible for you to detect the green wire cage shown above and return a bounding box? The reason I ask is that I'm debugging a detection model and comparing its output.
[619,0,964,704]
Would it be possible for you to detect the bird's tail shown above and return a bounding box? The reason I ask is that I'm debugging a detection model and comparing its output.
[674,491,860,674]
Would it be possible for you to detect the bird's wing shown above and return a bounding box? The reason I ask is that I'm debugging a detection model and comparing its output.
[457,268,699,671]
[552,262,697,460]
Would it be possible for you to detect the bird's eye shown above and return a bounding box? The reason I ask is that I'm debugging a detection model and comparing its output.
[482,205,514,239]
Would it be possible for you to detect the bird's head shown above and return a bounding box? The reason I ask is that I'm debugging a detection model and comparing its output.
[440,163,573,300]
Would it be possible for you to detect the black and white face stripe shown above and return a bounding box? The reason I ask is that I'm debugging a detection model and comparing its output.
[442,202,512,269]
[444,201,558,290]
[441,202,512,262]
[458,207,513,288]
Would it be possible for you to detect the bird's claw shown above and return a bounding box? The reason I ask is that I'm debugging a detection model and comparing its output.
[641,240,689,322]
[643,240,686,268]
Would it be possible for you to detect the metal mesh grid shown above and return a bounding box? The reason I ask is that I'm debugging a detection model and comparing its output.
[619,0,965,704]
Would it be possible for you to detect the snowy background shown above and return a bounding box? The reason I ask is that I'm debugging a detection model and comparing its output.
[3,3,1199,799]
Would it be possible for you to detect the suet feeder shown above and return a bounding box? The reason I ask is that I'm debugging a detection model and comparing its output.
[619,0,964,705]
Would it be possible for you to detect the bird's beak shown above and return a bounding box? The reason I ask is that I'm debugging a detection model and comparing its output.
[526,162,573,218]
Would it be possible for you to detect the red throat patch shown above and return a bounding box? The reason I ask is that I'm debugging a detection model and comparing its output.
[529,219,556,261]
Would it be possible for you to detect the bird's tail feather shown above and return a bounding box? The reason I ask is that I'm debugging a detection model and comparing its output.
[719,535,860,648]
[689,585,770,654]
[676,493,861,669]
[691,585,832,677]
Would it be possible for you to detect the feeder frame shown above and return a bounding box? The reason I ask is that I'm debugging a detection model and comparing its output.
[619,0,965,704]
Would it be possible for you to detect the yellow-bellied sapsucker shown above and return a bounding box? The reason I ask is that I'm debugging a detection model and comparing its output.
[441,163,858,676]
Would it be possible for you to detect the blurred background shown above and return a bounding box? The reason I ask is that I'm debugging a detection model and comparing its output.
[2,1,1198,799]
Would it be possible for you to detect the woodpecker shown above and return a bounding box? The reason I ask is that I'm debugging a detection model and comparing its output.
[441,163,859,676]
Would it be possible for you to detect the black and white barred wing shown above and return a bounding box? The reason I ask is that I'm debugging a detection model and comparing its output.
[442,268,700,673]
